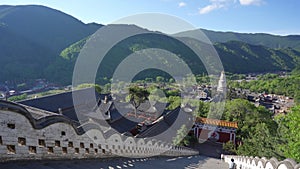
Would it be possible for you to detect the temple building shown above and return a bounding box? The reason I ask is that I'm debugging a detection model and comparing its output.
[192,117,238,144]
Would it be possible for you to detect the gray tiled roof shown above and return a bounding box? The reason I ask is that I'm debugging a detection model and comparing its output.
[137,107,180,138]
[18,88,103,121]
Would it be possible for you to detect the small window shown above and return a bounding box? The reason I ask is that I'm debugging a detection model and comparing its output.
[38,139,46,147]
[62,147,67,154]
[94,136,97,140]
[7,145,16,154]
[94,149,98,154]
[48,147,54,154]
[18,137,26,146]
[85,148,89,154]
[7,123,15,129]
[115,139,118,142]
[29,146,36,154]
[75,148,79,154]
[80,142,84,148]
[102,149,105,154]
[68,142,73,148]
[0,136,2,145]
[61,131,66,136]
[90,143,93,148]
[98,144,101,149]
[112,145,115,149]
[55,140,60,147]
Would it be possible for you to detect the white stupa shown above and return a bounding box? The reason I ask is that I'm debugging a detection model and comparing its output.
[217,71,226,93]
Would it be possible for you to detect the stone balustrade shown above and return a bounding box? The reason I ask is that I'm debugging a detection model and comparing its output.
[0,101,198,162]
[223,155,300,169]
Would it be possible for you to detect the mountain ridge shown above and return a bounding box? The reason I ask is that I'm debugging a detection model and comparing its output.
[0,4,299,85]
[199,28,300,51]
[55,27,299,85]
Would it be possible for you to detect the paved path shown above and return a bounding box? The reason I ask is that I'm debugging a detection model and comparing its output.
[0,155,228,169]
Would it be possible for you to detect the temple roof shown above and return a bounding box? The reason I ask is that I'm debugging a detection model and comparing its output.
[195,117,238,129]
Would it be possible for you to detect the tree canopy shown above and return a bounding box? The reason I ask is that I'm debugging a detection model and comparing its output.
[128,86,150,116]
[276,105,300,162]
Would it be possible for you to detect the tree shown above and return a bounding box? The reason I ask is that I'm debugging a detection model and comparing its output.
[236,123,281,159]
[277,105,300,162]
[173,124,198,146]
[128,86,150,117]
[76,83,102,94]
[145,77,153,83]
[8,94,27,102]
[169,78,175,83]
[167,96,181,110]
[173,125,189,146]
[156,76,164,83]
[222,99,281,159]
[193,101,209,118]
[223,141,236,154]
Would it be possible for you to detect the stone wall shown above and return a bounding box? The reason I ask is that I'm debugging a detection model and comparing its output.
[0,101,198,162]
[223,155,300,169]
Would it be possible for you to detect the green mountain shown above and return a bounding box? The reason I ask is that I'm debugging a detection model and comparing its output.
[0,5,101,82]
[214,41,299,73]
[0,5,101,53]
[0,25,54,80]
[199,29,300,51]
[55,27,299,85]
[0,5,299,86]
[51,31,207,84]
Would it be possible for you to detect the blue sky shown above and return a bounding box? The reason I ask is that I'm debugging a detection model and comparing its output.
[1,0,299,35]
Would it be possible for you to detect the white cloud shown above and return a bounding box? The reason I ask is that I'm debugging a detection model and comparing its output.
[239,0,263,5]
[199,0,234,14]
[199,0,263,14]
[178,2,187,7]
[199,3,223,14]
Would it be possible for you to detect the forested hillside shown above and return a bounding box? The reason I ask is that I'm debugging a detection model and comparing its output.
[53,30,300,85]
[0,5,101,82]
[0,5,299,85]
[200,29,300,51]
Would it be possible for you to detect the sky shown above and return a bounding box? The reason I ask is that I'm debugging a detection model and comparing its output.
[0,0,299,35]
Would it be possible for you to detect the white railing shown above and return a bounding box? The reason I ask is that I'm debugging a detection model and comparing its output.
[222,155,300,169]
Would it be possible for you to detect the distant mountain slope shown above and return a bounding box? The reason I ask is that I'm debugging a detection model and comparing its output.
[215,41,299,73]
[47,30,207,84]
[53,26,299,85]
[0,5,299,85]
[0,5,102,82]
[0,26,54,80]
[0,5,101,53]
[185,29,300,51]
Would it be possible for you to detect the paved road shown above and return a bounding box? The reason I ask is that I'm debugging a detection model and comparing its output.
[0,155,228,169]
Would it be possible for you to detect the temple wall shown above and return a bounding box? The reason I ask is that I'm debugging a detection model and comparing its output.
[223,155,300,169]
[0,109,198,162]
[193,125,235,143]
